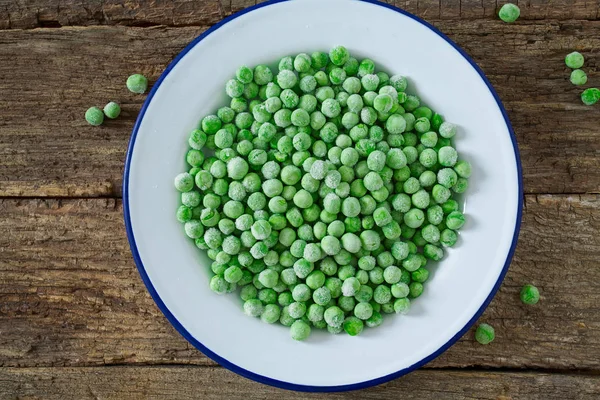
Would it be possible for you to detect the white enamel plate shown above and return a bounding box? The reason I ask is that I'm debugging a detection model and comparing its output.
[124,0,522,392]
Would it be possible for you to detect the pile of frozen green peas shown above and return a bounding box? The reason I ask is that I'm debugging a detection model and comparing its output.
[84,74,148,126]
[174,46,472,341]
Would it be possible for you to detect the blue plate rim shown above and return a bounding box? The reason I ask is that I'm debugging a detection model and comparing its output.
[123,0,523,392]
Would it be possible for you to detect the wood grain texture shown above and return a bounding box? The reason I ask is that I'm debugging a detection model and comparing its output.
[1,0,599,29]
[1,195,599,369]
[0,23,599,197]
[1,367,600,399]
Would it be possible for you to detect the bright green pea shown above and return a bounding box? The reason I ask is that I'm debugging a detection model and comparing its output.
[520,284,540,305]
[126,74,148,94]
[498,3,520,23]
[475,323,495,344]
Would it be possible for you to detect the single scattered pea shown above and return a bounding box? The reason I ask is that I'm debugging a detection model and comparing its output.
[85,107,104,126]
[520,284,540,305]
[475,323,495,345]
[570,69,587,86]
[126,73,148,94]
[581,88,600,106]
[565,52,584,69]
[498,3,520,23]
[103,102,121,119]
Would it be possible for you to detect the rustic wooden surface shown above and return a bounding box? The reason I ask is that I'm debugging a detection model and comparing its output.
[1,367,600,399]
[1,0,600,398]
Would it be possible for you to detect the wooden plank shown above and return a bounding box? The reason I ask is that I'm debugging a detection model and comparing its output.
[1,23,600,197]
[1,367,599,399]
[1,0,599,29]
[1,195,599,369]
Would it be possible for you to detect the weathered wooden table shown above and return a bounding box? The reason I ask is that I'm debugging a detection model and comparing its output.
[1,0,600,398]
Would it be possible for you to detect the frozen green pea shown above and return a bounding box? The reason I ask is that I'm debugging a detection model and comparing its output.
[325,277,343,298]
[243,298,264,317]
[224,265,243,283]
[388,75,407,92]
[240,284,258,301]
[311,51,329,69]
[341,197,361,217]
[367,150,386,172]
[360,74,379,91]
[368,267,384,285]
[182,191,201,208]
[343,316,363,336]
[299,94,318,113]
[306,270,326,290]
[454,160,472,178]
[101,101,121,119]
[409,281,424,298]
[324,306,345,327]
[520,284,540,305]
[176,205,192,223]
[453,177,469,193]
[209,275,228,294]
[437,168,458,188]
[581,88,600,106]
[438,146,458,167]
[360,230,380,251]
[354,302,373,320]
[357,59,375,77]
[446,210,465,230]
[393,297,410,314]
[475,323,495,344]
[279,56,293,71]
[356,255,374,271]
[498,3,520,23]
[225,79,244,98]
[276,70,298,90]
[320,235,341,256]
[570,69,587,86]
[329,45,349,66]
[432,184,451,204]
[390,242,409,261]
[261,304,281,324]
[364,171,384,192]
[253,65,273,85]
[341,277,361,297]
[365,311,382,328]
[391,282,410,298]
[174,172,194,192]
[342,217,358,234]
[343,57,359,76]
[188,129,207,150]
[440,228,457,247]
[373,285,392,305]
[184,220,204,239]
[321,98,341,118]
[290,319,311,341]
[373,94,393,113]
[438,122,456,138]
[85,106,104,126]
[294,53,311,73]
[565,51,584,69]
[127,73,148,94]
[311,286,331,306]
[303,243,321,263]
[383,265,402,285]
[373,207,392,227]
[329,67,347,85]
